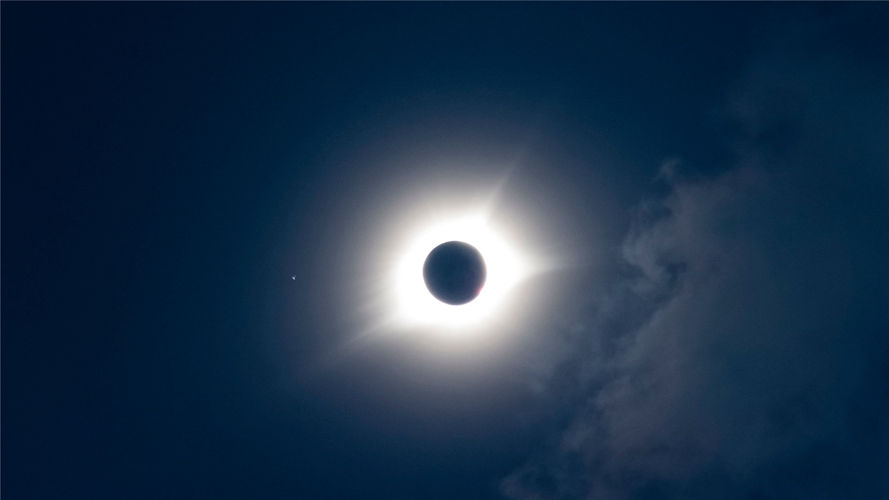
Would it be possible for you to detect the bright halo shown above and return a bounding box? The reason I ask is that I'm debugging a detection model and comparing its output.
[391,214,528,333]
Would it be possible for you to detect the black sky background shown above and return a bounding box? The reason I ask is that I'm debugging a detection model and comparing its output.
[3,3,888,499]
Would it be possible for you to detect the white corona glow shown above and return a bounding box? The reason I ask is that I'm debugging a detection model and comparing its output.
[391,213,529,334]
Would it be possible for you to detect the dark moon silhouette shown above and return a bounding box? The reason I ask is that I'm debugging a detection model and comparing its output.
[423,241,487,305]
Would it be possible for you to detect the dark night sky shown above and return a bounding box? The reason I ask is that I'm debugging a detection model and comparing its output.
[2,3,888,499]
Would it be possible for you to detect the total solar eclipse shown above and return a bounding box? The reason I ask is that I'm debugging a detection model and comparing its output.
[390,214,529,330]
[423,241,486,305]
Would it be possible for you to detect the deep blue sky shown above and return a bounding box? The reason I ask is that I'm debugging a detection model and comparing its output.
[3,3,887,499]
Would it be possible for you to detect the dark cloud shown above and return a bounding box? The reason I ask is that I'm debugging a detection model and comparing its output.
[505,13,888,500]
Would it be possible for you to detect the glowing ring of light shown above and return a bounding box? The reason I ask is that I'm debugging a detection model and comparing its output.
[391,214,529,334]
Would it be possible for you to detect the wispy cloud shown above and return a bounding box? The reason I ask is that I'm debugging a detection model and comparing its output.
[505,10,889,499]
